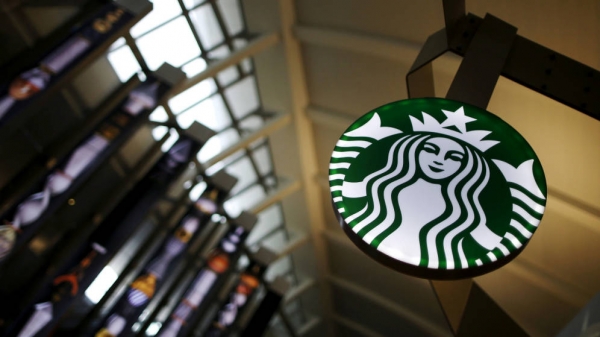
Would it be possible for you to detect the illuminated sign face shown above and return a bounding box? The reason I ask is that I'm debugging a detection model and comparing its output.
[329,98,547,279]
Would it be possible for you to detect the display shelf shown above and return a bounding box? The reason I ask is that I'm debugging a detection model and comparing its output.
[239,276,290,337]
[21,121,211,296]
[0,0,107,77]
[137,213,256,337]
[134,211,258,337]
[79,178,204,331]
[0,0,152,137]
[0,123,164,291]
[0,76,140,219]
[0,63,182,268]
[0,151,154,336]
[73,170,237,335]
[193,247,277,337]
[0,124,213,337]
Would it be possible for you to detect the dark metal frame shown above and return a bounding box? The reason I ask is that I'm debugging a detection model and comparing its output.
[405,1,599,335]
[116,0,280,198]
[105,0,308,333]
[407,7,600,119]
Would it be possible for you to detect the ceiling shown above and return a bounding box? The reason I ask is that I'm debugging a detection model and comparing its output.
[244,0,600,336]
[2,0,600,336]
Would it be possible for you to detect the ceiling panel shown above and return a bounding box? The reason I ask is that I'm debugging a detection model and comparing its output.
[312,122,343,176]
[487,77,600,206]
[333,322,370,337]
[302,44,410,118]
[325,234,449,331]
[245,0,600,335]
[296,0,445,44]
[320,188,343,232]
[514,197,600,297]
[331,284,441,337]
[477,265,580,337]
[465,0,600,68]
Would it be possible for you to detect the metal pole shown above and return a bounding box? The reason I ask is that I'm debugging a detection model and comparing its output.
[406,11,527,337]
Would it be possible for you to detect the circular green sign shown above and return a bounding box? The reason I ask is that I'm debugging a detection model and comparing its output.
[329,98,547,279]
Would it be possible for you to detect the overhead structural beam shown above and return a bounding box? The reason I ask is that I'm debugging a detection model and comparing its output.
[279,0,336,335]
[442,0,465,41]
[170,32,280,96]
[5,0,84,6]
[503,257,589,308]
[309,104,600,222]
[405,27,448,99]
[295,25,463,98]
[273,233,310,259]
[283,278,317,305]
[306,106,358,131]
[294,25,421,63]
[298,22,600,120]
[408,12,523,337]
[322,217,590,310]
[446,14,600,120]
[3,7,37,46]
[203,113,292,169]
[327,273,452,337]
[248,177,301,215]
[445,14,517,108]
[276,310,300,337]
[315,170,591,318]
[296,316,321,336]
[333,314,386,337]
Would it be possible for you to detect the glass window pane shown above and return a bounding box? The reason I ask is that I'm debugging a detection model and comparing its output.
[263,232,290,254]
[109,37,125,51]
[152,125,168,140]
[189,4,224,50]
[232,40,253,73]
[217,0,244,36]
[264,175,277,188]
[246,204,283,246]
[265,256,294,282]
[239,115,263,130]
[85,266,118,303]
[252,144,273,176]
[136,16,200,70]
[149,106,168,122]
[208,44,229,58]
[130,0,182,38]
[162,128,180,152]
[168,78,216,113]
[183,0,206,10]
[224,76,259,119]
[189,181,207,200]
[223,183,265,217]
[107,46,141,82]
[197,128,240,163]
[204,149,244,176]
[181,57,208,77]
[233,38,246,48]
[176,94,231,131]
[217,65,238,86]
[145,322,162,336]
[151,127,179,152]
[241,57,253,73]
[226,156,258,195]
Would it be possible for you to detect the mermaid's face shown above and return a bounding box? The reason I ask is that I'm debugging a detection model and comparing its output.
[418,137,465,180]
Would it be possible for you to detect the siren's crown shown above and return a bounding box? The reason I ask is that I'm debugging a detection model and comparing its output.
[410,107,499,152]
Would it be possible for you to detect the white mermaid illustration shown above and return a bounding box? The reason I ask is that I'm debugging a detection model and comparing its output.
[330,106,546,270]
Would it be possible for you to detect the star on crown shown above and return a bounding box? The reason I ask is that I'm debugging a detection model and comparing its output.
[409,107,499,152]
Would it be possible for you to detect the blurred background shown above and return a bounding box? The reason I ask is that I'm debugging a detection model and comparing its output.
[0,0,599,336]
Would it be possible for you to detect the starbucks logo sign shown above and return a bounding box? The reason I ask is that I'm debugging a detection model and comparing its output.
[329,98,547,279]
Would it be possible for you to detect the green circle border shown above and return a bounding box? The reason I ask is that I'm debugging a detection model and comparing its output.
[329,97,547,280]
